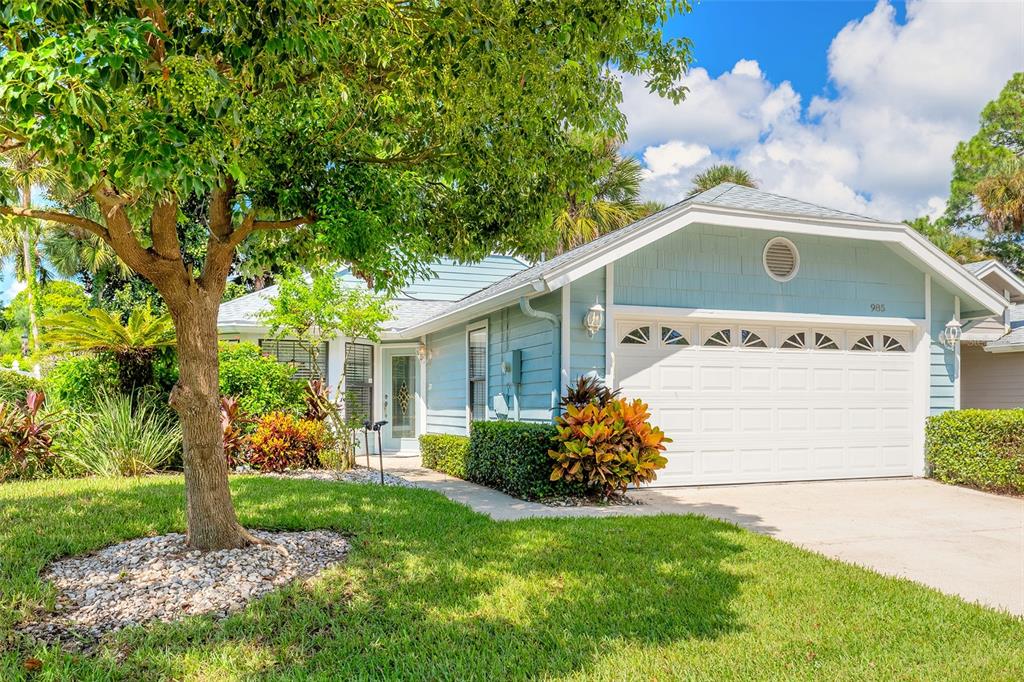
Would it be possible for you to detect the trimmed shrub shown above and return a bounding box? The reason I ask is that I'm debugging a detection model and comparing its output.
[467,421,585,500]
[550,398,670,496]
[248,411,333,472]
[218,342,305,417]
[45,355,119,408]
[926,409,1024,495]
[419,433,470,479]
[0,368,44,404]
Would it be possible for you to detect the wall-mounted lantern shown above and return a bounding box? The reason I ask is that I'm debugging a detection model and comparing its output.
[583,302,605,337]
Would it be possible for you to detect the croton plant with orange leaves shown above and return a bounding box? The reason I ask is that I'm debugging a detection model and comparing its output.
[549,397,670,496]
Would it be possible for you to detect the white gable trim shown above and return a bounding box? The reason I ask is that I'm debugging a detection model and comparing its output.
[541,203,1006,317]
[968,259,1024,298]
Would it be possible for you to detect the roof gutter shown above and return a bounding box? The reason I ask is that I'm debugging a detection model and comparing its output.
[394,279,549,339]
[518,296,560,414]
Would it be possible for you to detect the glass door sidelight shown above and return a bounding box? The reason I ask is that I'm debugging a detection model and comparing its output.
[382,349,419,451]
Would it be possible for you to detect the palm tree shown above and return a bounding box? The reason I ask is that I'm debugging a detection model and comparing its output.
[974,158,1024,234]
[905,217,985,264]
[689,164,757,195]
[554,142,656,252]
[41,307,176,393]
[0,147,63,354]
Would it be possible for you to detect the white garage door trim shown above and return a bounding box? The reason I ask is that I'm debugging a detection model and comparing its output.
[610,310,929,487]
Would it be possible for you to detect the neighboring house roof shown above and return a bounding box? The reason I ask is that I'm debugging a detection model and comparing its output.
[963,258,1024,301]
[217,255,528,333]
[986,304,1024,353]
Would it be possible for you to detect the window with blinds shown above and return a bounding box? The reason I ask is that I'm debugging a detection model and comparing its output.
[258,339,328,380]
[468,327,488,423]
[344,342,373,425]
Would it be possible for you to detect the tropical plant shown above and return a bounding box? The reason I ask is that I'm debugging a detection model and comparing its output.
[561,375,622,411]
[905,217,985,264]
[248,411,333,473]
[0,390,56,481]
[218,343,305,417]
[0,2,692,549]
[554,140,655,252]
[948,73,1024,231]
[550,398,670,496]
[220,396,251,469]
[60,393,181,477]
[689,164,757,195]
[974,158,1024,234]
[261,272,391,377]
[41,307,176,393]
[0,368,44,404]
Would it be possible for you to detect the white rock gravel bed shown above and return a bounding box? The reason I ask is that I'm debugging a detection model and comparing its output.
[259,466,414,487]
[17,530,349,649]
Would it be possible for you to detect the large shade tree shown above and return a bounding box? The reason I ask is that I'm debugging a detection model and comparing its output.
[0,2,693,549]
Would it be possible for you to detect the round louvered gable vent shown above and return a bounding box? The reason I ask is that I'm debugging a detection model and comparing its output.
[763,237,799,282]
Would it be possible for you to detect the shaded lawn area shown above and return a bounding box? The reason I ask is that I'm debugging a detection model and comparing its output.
[1,476,1022,680]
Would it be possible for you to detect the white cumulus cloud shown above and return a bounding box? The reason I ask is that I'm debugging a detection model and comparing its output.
[625,0,1024,220]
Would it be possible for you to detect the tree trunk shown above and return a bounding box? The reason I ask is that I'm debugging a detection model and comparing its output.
[167,293,253,550]
[20,180,38,354]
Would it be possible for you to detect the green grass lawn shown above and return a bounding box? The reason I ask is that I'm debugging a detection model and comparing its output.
[1,476,1022,681]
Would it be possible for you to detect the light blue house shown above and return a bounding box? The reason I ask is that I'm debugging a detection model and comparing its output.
[218,184,1006,487]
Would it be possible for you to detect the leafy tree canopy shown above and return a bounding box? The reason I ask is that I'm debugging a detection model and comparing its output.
[947,72,1024,230]
[0,1,695,549]
[260,272,392,374]
[1,1,694,289]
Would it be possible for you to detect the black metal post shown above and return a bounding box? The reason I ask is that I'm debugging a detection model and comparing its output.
[377,428,385,484]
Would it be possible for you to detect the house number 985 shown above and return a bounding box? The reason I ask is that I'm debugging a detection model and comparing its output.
[870,303,886,312]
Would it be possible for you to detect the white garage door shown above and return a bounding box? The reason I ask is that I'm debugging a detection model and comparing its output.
[614,319,918,486]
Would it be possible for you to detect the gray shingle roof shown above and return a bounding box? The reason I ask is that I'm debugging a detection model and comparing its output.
[963,260,996,275]
[985,304,1024,351]
[433,183,882,315]
[689,183,880,222]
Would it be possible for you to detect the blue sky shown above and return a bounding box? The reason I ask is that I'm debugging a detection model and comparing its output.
[667,1,905,101]
[624,0,1023,220]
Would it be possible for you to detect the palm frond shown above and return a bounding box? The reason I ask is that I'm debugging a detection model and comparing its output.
[689,164,757,195]
[41,307,176,355]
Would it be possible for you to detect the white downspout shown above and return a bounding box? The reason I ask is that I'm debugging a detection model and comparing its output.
[519,296,560,416]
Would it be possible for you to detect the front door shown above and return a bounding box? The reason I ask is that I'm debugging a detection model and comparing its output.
[381,348,419,452]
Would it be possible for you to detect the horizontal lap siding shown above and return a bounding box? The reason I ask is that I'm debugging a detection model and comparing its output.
[961,344,1024,409]
[930,284,957,415]
[569,270,606,382]
[425,326,468,434]
[486,293,558,423]
[614,225,925,318]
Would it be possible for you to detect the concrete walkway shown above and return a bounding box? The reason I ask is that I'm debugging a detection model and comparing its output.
[382,455,1024,616]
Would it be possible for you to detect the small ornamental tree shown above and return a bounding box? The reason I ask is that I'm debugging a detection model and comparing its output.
[0,2,693,549]
[260,272,392,377]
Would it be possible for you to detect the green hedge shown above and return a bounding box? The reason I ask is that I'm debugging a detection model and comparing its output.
[926,409,1024,495]
[0,368,44,404]
[419,434,470,479]
[218,342,306,417]
[466,421,585,500]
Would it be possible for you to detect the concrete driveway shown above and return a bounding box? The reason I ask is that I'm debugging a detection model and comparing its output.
[383,458,1023,616]
[635,479,1024,616]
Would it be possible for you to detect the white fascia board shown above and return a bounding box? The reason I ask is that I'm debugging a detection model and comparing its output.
[389,280,545,339]
[610,304,919,329]
[972,260,1024,297]
[541,203,1007,317]
[218,322,269,335]
[986,343,1024,353]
